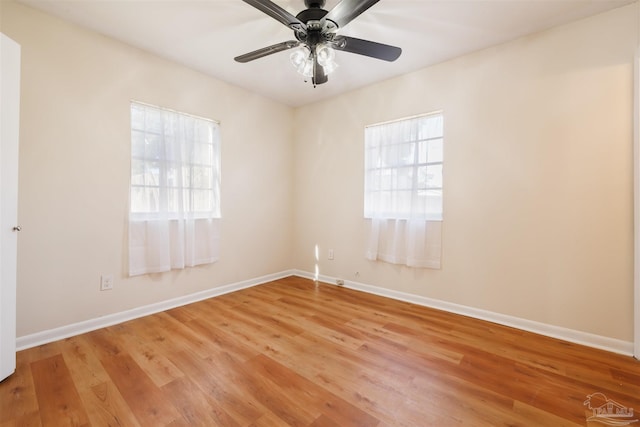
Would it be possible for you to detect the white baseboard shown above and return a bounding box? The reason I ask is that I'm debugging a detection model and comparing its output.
[294,270,635,357]
[17,269,634,356]
[16,270,296,351]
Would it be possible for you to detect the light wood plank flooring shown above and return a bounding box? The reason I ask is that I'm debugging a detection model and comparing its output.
[1,276,639,426]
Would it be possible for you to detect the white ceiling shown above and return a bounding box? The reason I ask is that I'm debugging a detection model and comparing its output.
[19,0,634,107]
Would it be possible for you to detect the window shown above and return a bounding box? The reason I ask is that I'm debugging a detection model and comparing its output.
[364,112,443,269]
[365,112,443,220]
[130,102,220,219]
[128,101,221,276]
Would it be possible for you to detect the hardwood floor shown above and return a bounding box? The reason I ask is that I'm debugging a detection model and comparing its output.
[1,276,639,426]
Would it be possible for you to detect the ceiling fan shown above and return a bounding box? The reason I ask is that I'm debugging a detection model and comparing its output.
[234,0,402,86]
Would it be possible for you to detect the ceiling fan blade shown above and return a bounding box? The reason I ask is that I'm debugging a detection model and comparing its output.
[241,0,307,32]
[234,41,300,63]
[332,36,401,62]
[323,0,380,29]
[313,56,328,86]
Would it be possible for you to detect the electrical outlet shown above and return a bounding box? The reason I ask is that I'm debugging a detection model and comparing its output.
[328,249,334,260]
[100,274,114,291]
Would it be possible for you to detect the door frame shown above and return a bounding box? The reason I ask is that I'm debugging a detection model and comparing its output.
[634,49,640,359]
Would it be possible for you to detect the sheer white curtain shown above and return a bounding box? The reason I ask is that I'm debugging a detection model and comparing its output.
[128,102,221,276]
[364,113,443,269]
[129,218,220,275]
[365,218,442,268]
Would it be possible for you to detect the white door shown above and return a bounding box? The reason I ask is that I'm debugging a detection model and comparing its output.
[0,33,21,382]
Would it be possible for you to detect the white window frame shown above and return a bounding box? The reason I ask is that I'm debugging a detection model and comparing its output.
[364,112,444,221]
[129,101,221,221]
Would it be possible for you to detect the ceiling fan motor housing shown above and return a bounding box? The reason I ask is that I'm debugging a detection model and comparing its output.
[295,5,337,46]
[296,7,328,23]
[304,0,326,8]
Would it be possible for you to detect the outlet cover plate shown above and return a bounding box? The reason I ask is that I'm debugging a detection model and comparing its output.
[100,274,114,291]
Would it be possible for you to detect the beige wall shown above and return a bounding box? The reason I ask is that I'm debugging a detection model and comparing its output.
[2,0,637,344]
[293,4,637,342]
[2,1,294,337]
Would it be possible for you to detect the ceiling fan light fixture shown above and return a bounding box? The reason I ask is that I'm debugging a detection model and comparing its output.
[290,46,314,77]
[290,43,338,79]
[316,43,338,74]
[290,46,307,68]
